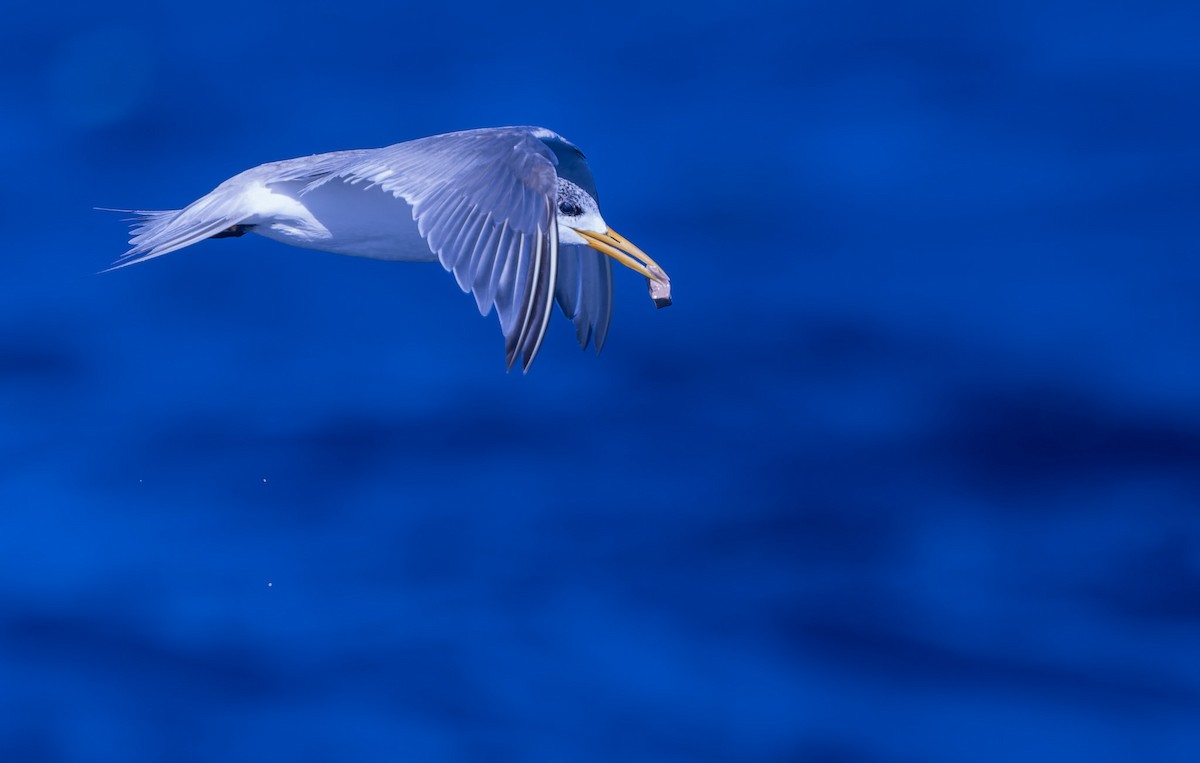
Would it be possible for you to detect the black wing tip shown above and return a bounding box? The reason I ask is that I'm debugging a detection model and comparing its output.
[501,349,534,374]
[505,202,558,375]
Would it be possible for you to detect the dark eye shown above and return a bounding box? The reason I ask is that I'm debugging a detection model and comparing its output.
[558,201,583,216]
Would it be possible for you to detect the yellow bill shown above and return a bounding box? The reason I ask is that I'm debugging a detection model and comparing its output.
[575,227,672,307]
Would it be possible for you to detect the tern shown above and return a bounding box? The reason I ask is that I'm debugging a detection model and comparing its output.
[108,126,671,371]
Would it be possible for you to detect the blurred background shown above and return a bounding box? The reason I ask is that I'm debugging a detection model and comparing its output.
[1,1,1198,761]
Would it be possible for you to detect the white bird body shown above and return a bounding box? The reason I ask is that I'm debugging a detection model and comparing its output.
[109,126,670,371]
[238,175,436,261]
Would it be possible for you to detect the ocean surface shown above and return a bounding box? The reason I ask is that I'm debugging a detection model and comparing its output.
[2,2,1199,761]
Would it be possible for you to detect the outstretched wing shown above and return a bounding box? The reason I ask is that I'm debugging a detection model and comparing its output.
[305,128,560,372]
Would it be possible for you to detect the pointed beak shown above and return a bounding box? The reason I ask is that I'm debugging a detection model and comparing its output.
[575,227,672,307]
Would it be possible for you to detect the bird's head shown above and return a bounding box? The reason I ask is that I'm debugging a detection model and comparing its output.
[554,177,606,246]
[555,178,671,307]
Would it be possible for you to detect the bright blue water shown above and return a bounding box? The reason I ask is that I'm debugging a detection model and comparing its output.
[2,2,1199,761]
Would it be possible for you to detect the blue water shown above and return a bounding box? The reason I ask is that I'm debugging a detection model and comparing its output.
[2,2,1199,761]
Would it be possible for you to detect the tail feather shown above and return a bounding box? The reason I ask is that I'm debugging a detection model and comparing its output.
[100,198,251,272]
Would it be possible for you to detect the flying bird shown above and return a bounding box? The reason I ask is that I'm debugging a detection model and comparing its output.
[108,126,671,371]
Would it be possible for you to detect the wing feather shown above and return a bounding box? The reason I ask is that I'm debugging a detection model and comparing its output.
[552,244,614,352]
[308,128,560,371]
[451,210,491,279]
[554,242,581,324]
[470,233,501,312]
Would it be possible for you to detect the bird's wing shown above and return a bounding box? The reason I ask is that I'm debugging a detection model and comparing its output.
[554,244,613,353]
[304,128,560,372]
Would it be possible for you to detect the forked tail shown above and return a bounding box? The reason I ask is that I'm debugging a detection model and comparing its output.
[100,194,253,271]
